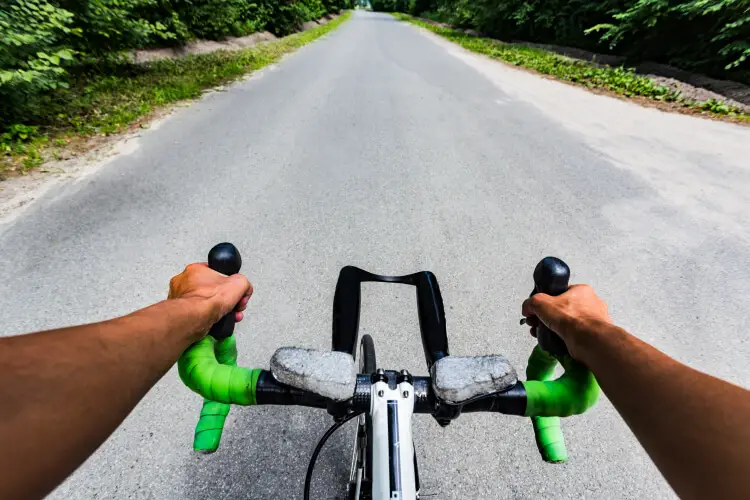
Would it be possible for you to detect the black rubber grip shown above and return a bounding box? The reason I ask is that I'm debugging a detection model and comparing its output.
[533,257,570,357]
[208,242,242,340]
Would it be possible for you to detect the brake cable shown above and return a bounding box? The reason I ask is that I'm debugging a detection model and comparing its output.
[303,411,363,500]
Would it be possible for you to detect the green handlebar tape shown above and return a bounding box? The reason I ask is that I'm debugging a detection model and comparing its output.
[522,346,600,463]
[194,400,231,453]
[193,336,236,453]
[530,416,567,463]
[178,336,261,453]
[178,336,261,404]
[524,346,566,463]
[523,346,600,417]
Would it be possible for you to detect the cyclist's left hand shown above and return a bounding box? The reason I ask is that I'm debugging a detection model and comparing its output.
[169,263,252,336]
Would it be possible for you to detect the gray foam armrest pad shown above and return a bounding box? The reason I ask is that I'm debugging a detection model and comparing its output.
[270,347,356,401]
[431,355,518,404]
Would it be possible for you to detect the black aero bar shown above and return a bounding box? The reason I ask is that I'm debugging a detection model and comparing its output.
[332,266,449,369]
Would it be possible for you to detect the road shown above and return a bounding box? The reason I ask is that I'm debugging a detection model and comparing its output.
[2,10,750,500]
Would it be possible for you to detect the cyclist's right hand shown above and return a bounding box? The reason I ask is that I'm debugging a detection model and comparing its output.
[522,284,612,361]
[169,263,252,341]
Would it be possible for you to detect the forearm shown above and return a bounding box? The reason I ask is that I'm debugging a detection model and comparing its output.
[577,324,750,499]
[0,299,204,500]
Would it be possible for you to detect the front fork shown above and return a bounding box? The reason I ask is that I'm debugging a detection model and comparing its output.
[371,378,417,500]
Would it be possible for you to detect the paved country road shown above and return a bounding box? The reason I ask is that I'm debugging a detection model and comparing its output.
[2,10,750,500]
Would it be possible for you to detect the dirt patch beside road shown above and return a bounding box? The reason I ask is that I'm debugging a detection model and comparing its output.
[519,42,750,112]
[131,14,340,64]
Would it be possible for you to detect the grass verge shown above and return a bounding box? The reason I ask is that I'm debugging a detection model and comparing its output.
[0,12,352,180]
[393,13,750,124]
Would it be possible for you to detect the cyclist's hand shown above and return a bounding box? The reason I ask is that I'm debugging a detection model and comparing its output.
[522,284,611,360]
[169,263,253,336]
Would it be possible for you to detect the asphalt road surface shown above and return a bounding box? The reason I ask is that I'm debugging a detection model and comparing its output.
[2,10,750,500]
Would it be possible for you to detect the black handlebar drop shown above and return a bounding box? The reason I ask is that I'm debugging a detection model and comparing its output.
[532,257,570,357]
[208,242,242,340]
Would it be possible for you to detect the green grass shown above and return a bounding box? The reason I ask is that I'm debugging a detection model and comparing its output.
[393,13,750,123]
[0,12,352,179]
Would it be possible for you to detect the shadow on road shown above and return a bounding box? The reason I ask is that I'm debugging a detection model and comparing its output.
[182,405,354,499]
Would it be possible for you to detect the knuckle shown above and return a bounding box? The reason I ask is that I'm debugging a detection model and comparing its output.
[531,294,550,306]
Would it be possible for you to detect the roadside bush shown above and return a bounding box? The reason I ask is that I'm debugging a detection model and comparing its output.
[170,0,254,39]
[589,0,750,73]
[58,0,177,56]
[266,0,328,36]
[0,0,78,123]
[399,0,748,79]
[322,0,346,14]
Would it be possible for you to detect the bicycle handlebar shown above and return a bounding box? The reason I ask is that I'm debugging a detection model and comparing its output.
[178,335,260,452]
[524,256,600,462]
[178,336,599,455]
[523,346,599,462]
[179,336,260,405]
[524,348,599,417]
[180,340,524,414]
[177,244,599,459]
[179,340,598,417]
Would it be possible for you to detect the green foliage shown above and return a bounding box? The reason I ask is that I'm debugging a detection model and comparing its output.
[593,0,750,73]
[167,0,338,39]
[0,11,352,176]
[395,14,750,119]
[371,0,413,13]
[265,0,328,35]
[696,97,733,114]
[0,123,43,176]
[0,0,79,122]
[321,0,347,13]
[394,0,748,79]
[58,0,178,55]
[1,123,39,149]
[170,0,260,39]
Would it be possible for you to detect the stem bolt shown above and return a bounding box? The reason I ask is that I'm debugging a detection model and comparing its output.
[396,369,413,385]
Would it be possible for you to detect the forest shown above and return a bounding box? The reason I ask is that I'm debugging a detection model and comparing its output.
[371,0,750,81]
